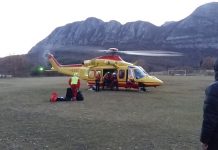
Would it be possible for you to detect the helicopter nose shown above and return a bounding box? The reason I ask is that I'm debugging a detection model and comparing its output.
[157,78,163,84]
[150,76,163,85]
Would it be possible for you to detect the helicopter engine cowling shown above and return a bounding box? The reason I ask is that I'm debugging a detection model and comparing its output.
[84,60,91,66]
[84,59,98,66]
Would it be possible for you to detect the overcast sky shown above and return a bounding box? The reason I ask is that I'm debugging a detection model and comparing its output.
[0,0,217,57]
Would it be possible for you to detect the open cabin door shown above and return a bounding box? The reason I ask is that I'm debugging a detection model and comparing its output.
[102,69,116,76]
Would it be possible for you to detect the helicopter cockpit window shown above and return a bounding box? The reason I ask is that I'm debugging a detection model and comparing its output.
[138,66,148,75]
[134,66,147,79]
[119,70,125,79]
[88,70,95,79]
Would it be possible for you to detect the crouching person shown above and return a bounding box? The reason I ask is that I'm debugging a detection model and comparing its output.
[69,73,80,101]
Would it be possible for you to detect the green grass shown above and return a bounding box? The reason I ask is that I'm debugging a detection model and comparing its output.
[0,75,213,150]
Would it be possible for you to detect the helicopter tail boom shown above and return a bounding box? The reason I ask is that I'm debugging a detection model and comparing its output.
[48,53,86,77]
[48,54,61,71]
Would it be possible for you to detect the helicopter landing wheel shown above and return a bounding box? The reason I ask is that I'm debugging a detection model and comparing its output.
[139,87,146,92]
[138,83,146,92]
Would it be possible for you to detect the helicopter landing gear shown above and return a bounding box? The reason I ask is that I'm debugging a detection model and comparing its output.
[138,83,146,92]
[139,87,146,92]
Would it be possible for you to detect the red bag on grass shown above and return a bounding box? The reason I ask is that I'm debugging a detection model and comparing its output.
[50,91,58,102]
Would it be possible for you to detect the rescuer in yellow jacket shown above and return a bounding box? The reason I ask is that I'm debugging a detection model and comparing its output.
[68,73,80,101]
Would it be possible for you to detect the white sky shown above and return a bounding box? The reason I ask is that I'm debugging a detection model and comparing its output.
[0,0,217,57]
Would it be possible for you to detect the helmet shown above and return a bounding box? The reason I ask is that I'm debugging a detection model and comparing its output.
[72,73,78,76]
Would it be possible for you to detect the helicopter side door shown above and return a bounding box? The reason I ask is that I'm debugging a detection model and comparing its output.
[126,66,139,89]
[87,69,103,87]
[117,69,126,88]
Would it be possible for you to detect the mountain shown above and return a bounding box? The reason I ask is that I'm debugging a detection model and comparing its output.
[28,2,218,71]
[157,2,218,50]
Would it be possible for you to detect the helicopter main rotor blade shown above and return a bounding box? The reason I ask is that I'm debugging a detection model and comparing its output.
[117,50,183,56]
[97,49,109,52]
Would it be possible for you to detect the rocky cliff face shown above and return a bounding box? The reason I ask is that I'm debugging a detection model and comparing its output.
[158,2,218,50]
[30,18,158,50]
[28,2,218,70]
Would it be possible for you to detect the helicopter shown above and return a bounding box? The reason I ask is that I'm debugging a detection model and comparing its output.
[48,48,182,91]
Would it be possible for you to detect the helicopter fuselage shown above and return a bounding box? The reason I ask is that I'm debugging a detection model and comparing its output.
[85,64,163,89]
[48,54,163,90]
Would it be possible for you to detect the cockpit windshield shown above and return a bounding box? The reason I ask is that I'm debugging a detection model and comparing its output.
[128,66,148,79]
[138,66,148,74]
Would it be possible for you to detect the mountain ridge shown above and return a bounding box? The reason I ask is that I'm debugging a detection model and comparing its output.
[27,2,218,71]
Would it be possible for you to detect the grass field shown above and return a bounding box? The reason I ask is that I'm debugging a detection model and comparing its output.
[0,75,214,150]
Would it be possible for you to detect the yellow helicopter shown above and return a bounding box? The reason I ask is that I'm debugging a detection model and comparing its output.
[48,48,182,91]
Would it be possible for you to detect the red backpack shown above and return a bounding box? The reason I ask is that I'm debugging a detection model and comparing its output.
[50,91,58,102]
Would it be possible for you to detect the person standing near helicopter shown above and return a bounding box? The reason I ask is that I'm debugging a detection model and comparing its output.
[111,72,118,90]
[102,72,112,90]
[95,72,101,92]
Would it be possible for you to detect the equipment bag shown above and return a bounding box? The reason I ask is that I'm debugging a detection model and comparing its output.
[65,88,72,101]
[50,91,58,102]
[56,97,65,101]
[76,91,84,101]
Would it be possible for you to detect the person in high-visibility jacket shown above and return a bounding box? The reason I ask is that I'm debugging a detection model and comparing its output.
[68,73,80,100]
[95,72,101,92]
